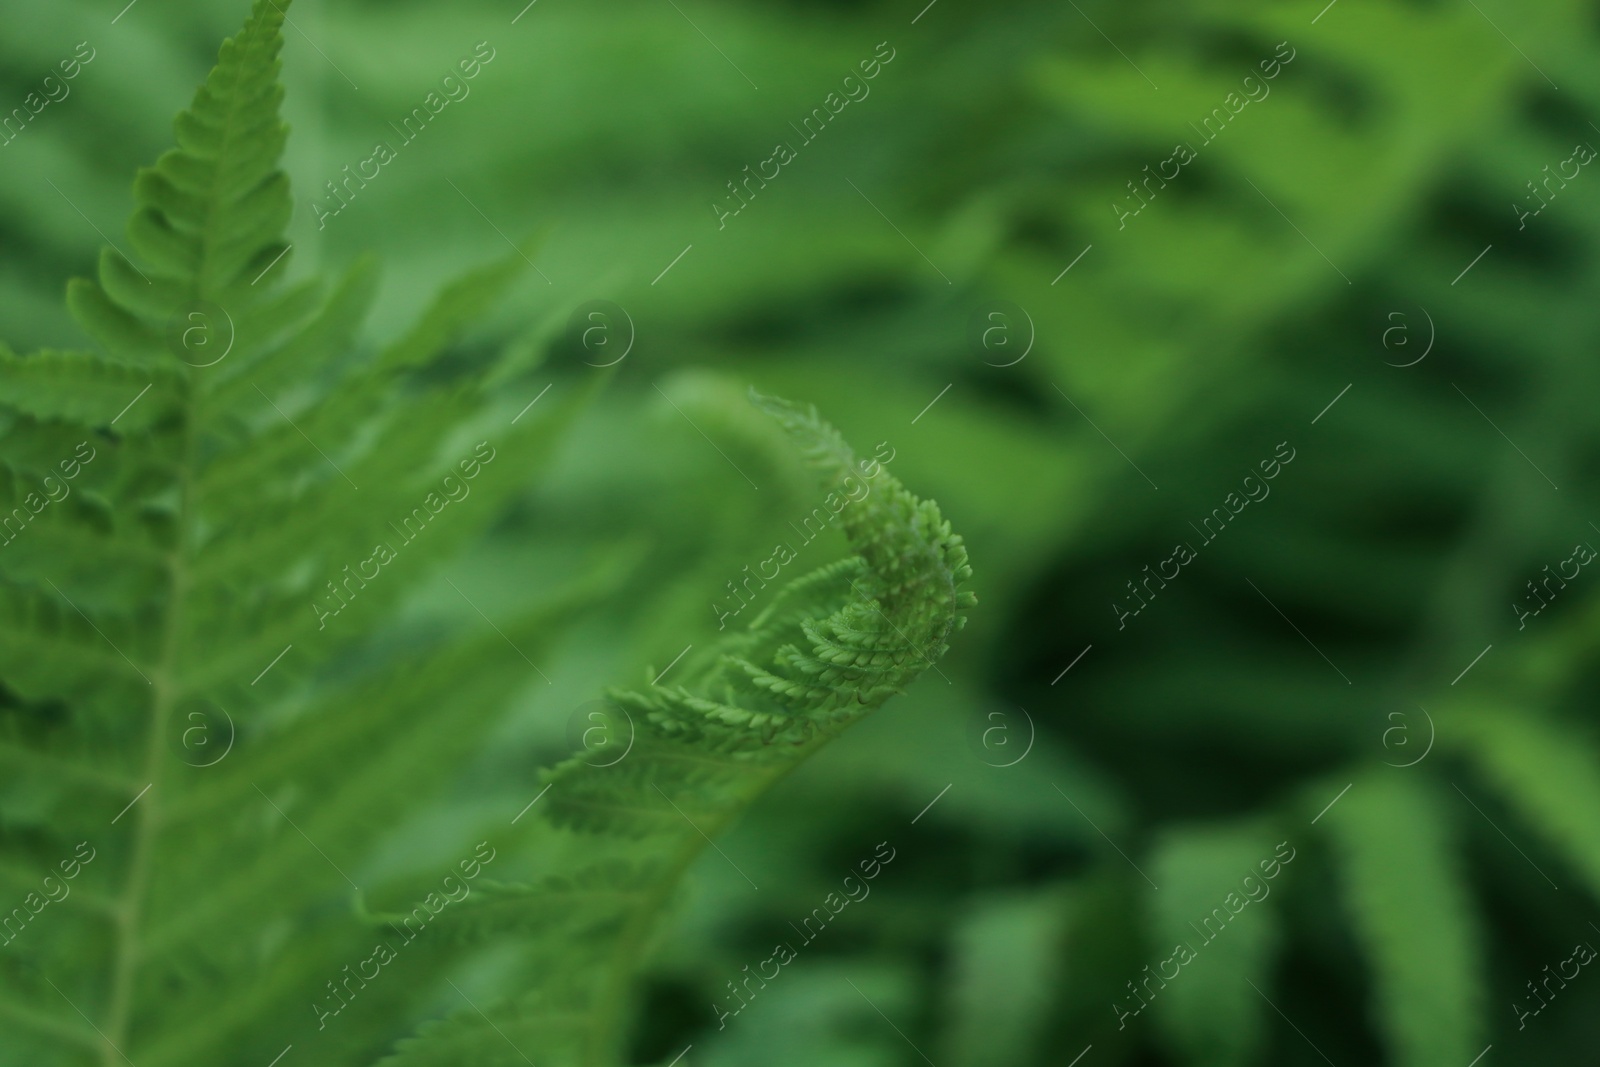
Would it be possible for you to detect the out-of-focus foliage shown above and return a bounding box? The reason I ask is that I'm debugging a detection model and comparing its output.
[4,0,1600,1063]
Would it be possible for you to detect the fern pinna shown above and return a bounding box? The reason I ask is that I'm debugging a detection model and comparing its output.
[0,3,975,1065]
[380,393,975,1066]
[0,1,584,1064]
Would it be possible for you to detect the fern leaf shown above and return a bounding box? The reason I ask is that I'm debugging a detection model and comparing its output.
[1145,823,1285,1067]
[0,346,177,431]
[1318,772,1484,1067]
[365,865,653,947]
[0,4,585,1065]
[379,394,975,1067]
[942,889,1068,1067]
[1451,705,1600,899]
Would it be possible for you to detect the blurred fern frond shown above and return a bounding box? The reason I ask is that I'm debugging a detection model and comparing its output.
[0,3,584,1064]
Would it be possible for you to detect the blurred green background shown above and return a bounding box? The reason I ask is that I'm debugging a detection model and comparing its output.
[7,0,1600,1064]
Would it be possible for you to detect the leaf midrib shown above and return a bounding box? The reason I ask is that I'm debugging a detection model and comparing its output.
[101,13,271,1063]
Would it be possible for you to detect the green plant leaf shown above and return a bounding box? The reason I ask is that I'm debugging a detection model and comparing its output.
[378,392,976,1067]
[1319,772,1484,1067]
[0,4,583,1065]
[1453,704,1600,899]
[1146,822,1285,1067]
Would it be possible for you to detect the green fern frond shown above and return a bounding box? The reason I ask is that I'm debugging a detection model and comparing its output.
[0,4,583,1065]
[1452,705,1600,899]
[0,347,180,431]
[942,889,1068,1067]
[380,393,975,1067]
[367,866,652,946]
[1318,772,1484,1067]
[1145,823,1285,1067]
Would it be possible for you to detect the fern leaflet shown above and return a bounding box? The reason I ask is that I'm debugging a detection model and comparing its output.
[380,392,975,1067]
